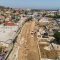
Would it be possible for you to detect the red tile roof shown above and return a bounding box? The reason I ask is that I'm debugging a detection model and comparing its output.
[4,21,16,26]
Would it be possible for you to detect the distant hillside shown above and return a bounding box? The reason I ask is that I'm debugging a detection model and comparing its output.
[0,6,11,9]
[0,6,6,9]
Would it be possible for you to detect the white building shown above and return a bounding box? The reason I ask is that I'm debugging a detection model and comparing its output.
[0,25,19,47]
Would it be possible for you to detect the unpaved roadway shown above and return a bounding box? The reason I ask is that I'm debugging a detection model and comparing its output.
[18,21,40,60]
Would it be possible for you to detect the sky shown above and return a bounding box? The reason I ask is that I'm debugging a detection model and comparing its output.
[0,0,60,9]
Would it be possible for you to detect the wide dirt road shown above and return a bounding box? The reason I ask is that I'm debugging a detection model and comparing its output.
[18,21,40,60]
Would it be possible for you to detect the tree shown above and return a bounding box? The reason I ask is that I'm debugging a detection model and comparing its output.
[25,11,28,15]
[46,15,60,18]
[53,32,60,43]
[0,46,2,53]
[42,13,46,17]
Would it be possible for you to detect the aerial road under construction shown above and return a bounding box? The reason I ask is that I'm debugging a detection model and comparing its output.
[18,20,41,60]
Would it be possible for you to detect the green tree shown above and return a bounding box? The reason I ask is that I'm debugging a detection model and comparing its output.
[53,32,60,43]
[0,46,2,53]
